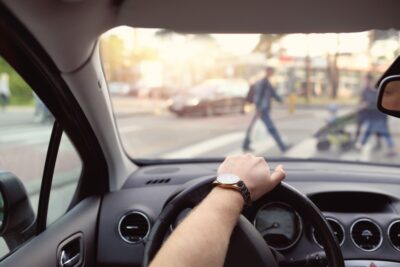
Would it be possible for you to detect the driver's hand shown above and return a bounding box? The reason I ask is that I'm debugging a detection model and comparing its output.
[218,154,285,201]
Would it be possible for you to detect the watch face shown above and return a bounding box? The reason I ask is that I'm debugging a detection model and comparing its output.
[217,174,241,185]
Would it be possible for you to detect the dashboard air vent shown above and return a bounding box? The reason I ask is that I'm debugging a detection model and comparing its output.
[313,218,345,247]
[145,178,171,185]
[388,220,400,251]
[118,211,150,244]
[351,219,382,251]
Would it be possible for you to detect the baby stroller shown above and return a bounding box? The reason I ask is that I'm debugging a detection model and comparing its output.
[315,106,357,152]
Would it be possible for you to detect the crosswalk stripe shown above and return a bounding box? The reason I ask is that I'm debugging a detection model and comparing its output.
[162,128,284,159]
[228,137,280,156]
[0,129,52,145]
[0,125,50,135]
[162,132,244,158]
[0,123,141,147]
[340,142,373,161]
[284,138,317,159]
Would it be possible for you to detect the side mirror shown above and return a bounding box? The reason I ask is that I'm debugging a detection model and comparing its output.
[378,75,400,118]
[0,172,35,250]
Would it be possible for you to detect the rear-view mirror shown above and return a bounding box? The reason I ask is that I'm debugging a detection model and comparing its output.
[378,75,400,118]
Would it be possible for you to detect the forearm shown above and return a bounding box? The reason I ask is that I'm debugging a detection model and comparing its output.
[150,187,244,267]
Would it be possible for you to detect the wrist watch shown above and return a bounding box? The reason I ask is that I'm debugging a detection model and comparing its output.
[213,174,252,206]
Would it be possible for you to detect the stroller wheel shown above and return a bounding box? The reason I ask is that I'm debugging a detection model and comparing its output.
[317,139,331,151]
[340,141,353,151]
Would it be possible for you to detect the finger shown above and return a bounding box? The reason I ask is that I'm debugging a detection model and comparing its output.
[256,156,268,165]
[243,153,254,158]
[270,164,286,184]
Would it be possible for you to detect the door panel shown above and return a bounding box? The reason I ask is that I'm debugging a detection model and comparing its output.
[1,197,100,267]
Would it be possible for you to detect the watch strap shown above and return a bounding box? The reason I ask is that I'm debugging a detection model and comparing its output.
[213,178,252,206]
[237,180,252,206]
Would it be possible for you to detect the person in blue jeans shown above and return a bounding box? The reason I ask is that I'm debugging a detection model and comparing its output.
[359,82,396,157]
[355,74,382,149]
[243,67,289,152]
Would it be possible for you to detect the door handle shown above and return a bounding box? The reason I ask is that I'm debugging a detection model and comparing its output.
[57,233,84,267]
[59,250,81,267]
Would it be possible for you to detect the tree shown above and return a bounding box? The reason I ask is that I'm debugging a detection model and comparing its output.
[325,35,340,99]
[254,34,286,58]
[0,57,32,105]
[326,53,340,99]
[100,35,125,81]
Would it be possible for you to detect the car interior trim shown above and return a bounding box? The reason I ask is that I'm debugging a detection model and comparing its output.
[117,210,151,245]
[312,217,345,248]
[36,121,64,234]
[253,201,303,250]
[350,218,384,252]
[387,220,400,252]
[345,260,400,267]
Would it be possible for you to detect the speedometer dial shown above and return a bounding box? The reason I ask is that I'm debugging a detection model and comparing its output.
[254,202,302,250]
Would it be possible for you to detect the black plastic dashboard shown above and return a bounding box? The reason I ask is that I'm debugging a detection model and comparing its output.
[97,161,400,267]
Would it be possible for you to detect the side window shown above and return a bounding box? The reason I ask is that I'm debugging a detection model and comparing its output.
[0,56,52,257]
[0,56,82,256]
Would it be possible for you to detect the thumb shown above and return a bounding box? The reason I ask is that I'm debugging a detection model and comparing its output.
[270,164,286,185]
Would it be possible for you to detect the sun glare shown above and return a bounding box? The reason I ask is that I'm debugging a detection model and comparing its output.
[211,34,260,55]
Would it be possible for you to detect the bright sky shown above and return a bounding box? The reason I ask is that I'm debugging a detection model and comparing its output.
[103,27,260,55]
[211,34,260,55]
[280,32,370,56]
[102,26,394,58]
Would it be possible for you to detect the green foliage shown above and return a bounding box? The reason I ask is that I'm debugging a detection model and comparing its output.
[0,57,33,105]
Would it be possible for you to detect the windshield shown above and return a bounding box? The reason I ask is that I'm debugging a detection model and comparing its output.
[100,27,400,164]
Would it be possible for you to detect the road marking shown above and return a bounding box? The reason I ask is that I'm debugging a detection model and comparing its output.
[0,123,141,147]
[162,132,244,158]
[227,137,277,156]
[0,125,50,135]
[0,124,54,148]
[162,125,284,158]
[284,138,317,158]
[0,128,52,144]
[340,142,373,161]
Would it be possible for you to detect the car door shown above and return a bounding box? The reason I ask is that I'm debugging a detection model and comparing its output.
[0,4,108,267]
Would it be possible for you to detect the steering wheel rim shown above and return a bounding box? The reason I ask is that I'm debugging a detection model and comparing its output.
[142,176,344,267]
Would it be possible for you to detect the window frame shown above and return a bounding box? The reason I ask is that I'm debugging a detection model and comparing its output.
[0,2,109,228]
[36,121,63,234]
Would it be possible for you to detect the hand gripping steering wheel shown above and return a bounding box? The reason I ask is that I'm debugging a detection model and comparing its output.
[142,176,344,267]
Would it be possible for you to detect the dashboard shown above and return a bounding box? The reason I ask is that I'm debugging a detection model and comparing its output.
[97,161,400,267]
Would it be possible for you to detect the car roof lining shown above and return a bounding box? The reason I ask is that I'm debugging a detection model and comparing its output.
[118,0,400,34]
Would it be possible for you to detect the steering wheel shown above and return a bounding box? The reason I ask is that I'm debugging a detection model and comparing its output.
[142,176,344,267]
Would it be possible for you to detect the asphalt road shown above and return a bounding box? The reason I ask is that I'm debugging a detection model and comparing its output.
[116,109,319,158]
[116,108,400,165]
